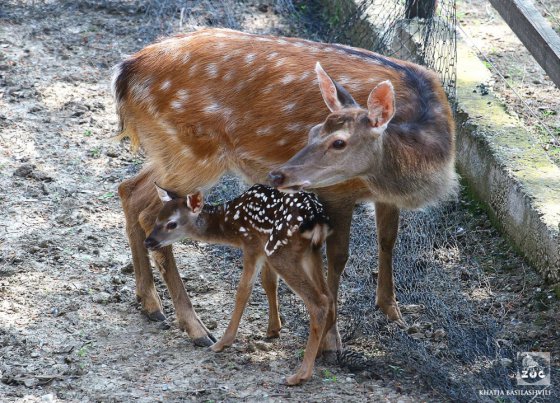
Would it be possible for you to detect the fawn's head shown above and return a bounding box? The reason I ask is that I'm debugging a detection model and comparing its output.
[269,62,395,192]
[144,184,204,250]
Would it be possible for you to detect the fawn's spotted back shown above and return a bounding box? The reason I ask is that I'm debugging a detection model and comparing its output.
[223,185,328,256]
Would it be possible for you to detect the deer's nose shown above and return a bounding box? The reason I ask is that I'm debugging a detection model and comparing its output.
[268,171,286,187]
[144,237,159,250]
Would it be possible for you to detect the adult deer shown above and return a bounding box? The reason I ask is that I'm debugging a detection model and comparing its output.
[145,184,333,385]
[113,28,457,351]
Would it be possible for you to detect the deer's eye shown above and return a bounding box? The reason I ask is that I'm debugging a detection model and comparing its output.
[166,222,177,230]
[331,139,346,150]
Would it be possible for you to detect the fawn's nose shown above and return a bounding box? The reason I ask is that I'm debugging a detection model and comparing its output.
[268,171,286,187]
[144,237,158,250]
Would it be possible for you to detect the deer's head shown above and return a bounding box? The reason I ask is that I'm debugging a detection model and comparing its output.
[269,62,395,192]
[144,184,204,250]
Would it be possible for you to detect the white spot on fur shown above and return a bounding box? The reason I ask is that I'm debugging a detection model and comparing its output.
[266,52,279,60]
[281,74,296,85]
[277,139,288,146]
[204,102,221,113]
[189,63,198,76]
[256,126,273,136]
[177,89,189,100]
[171,100,184,111]
[244,53,256,64]
[286,122,303,132]
[262,84,275,94]
[281,102,297,113]
[223,71,235,81]
[160,80,171,91]
[182,52,191,64]
[205,63,218,79]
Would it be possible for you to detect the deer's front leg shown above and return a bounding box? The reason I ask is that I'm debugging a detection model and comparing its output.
[320,200,355,357]
[139,196,216,347]
[211,253,262,352]
[374,202,405,328]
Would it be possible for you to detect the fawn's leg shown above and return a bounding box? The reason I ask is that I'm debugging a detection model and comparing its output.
[261,262,281,339]
[306,249,336,346]
[274,252,330,386]
[119,171,164,321]
[151,244,217,346]
[211,252,263,352]
[374,202,405,327]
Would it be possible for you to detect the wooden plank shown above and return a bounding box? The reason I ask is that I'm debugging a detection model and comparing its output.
[488,0,560,89]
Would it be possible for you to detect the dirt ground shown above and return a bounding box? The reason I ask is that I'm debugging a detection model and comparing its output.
[457,0,560,165]
[0,1,559,402]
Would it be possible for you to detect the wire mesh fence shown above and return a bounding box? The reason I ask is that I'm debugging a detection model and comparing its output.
[103,0,551,401]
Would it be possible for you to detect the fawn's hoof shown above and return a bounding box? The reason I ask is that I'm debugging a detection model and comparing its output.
[285,373,308,386]
[193,334,216,347]
[209,341,229,352]
[144,309,166,322]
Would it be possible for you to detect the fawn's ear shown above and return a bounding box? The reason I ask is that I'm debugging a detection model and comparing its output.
[187,191,204,214]
[367,80,396,128]
[154,182,179,203]
[315,62,358,112]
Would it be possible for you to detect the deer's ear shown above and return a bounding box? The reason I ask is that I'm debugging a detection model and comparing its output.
[154,183,178,203]
[187,191,204,214]
[315,62,357,112]
[367,80,395,128]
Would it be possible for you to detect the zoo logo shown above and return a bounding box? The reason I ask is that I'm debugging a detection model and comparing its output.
[516,352,550,386]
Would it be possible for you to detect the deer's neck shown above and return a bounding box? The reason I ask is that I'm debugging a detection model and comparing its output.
[191,204,243,248]
[365,130,457,209]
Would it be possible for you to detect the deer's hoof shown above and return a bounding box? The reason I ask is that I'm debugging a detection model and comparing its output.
[376,300,407,328]
[145,309,166,322]
[266,329,281,339]
[193,334,216,347]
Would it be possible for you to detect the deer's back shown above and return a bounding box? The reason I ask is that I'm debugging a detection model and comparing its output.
[113,28,453,195]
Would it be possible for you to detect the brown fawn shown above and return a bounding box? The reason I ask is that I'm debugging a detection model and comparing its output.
[144,184,334,385]
[114,28,457,351]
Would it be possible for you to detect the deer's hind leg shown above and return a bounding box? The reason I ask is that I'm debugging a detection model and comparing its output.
[261,262,282,339]
[119,170,165,321]
[271,249,332,386]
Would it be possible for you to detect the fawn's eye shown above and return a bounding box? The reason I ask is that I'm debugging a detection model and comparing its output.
[166,222,177,230]
[331,139,346,150]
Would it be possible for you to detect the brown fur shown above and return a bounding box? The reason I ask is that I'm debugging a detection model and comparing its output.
[114,28,456,350]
